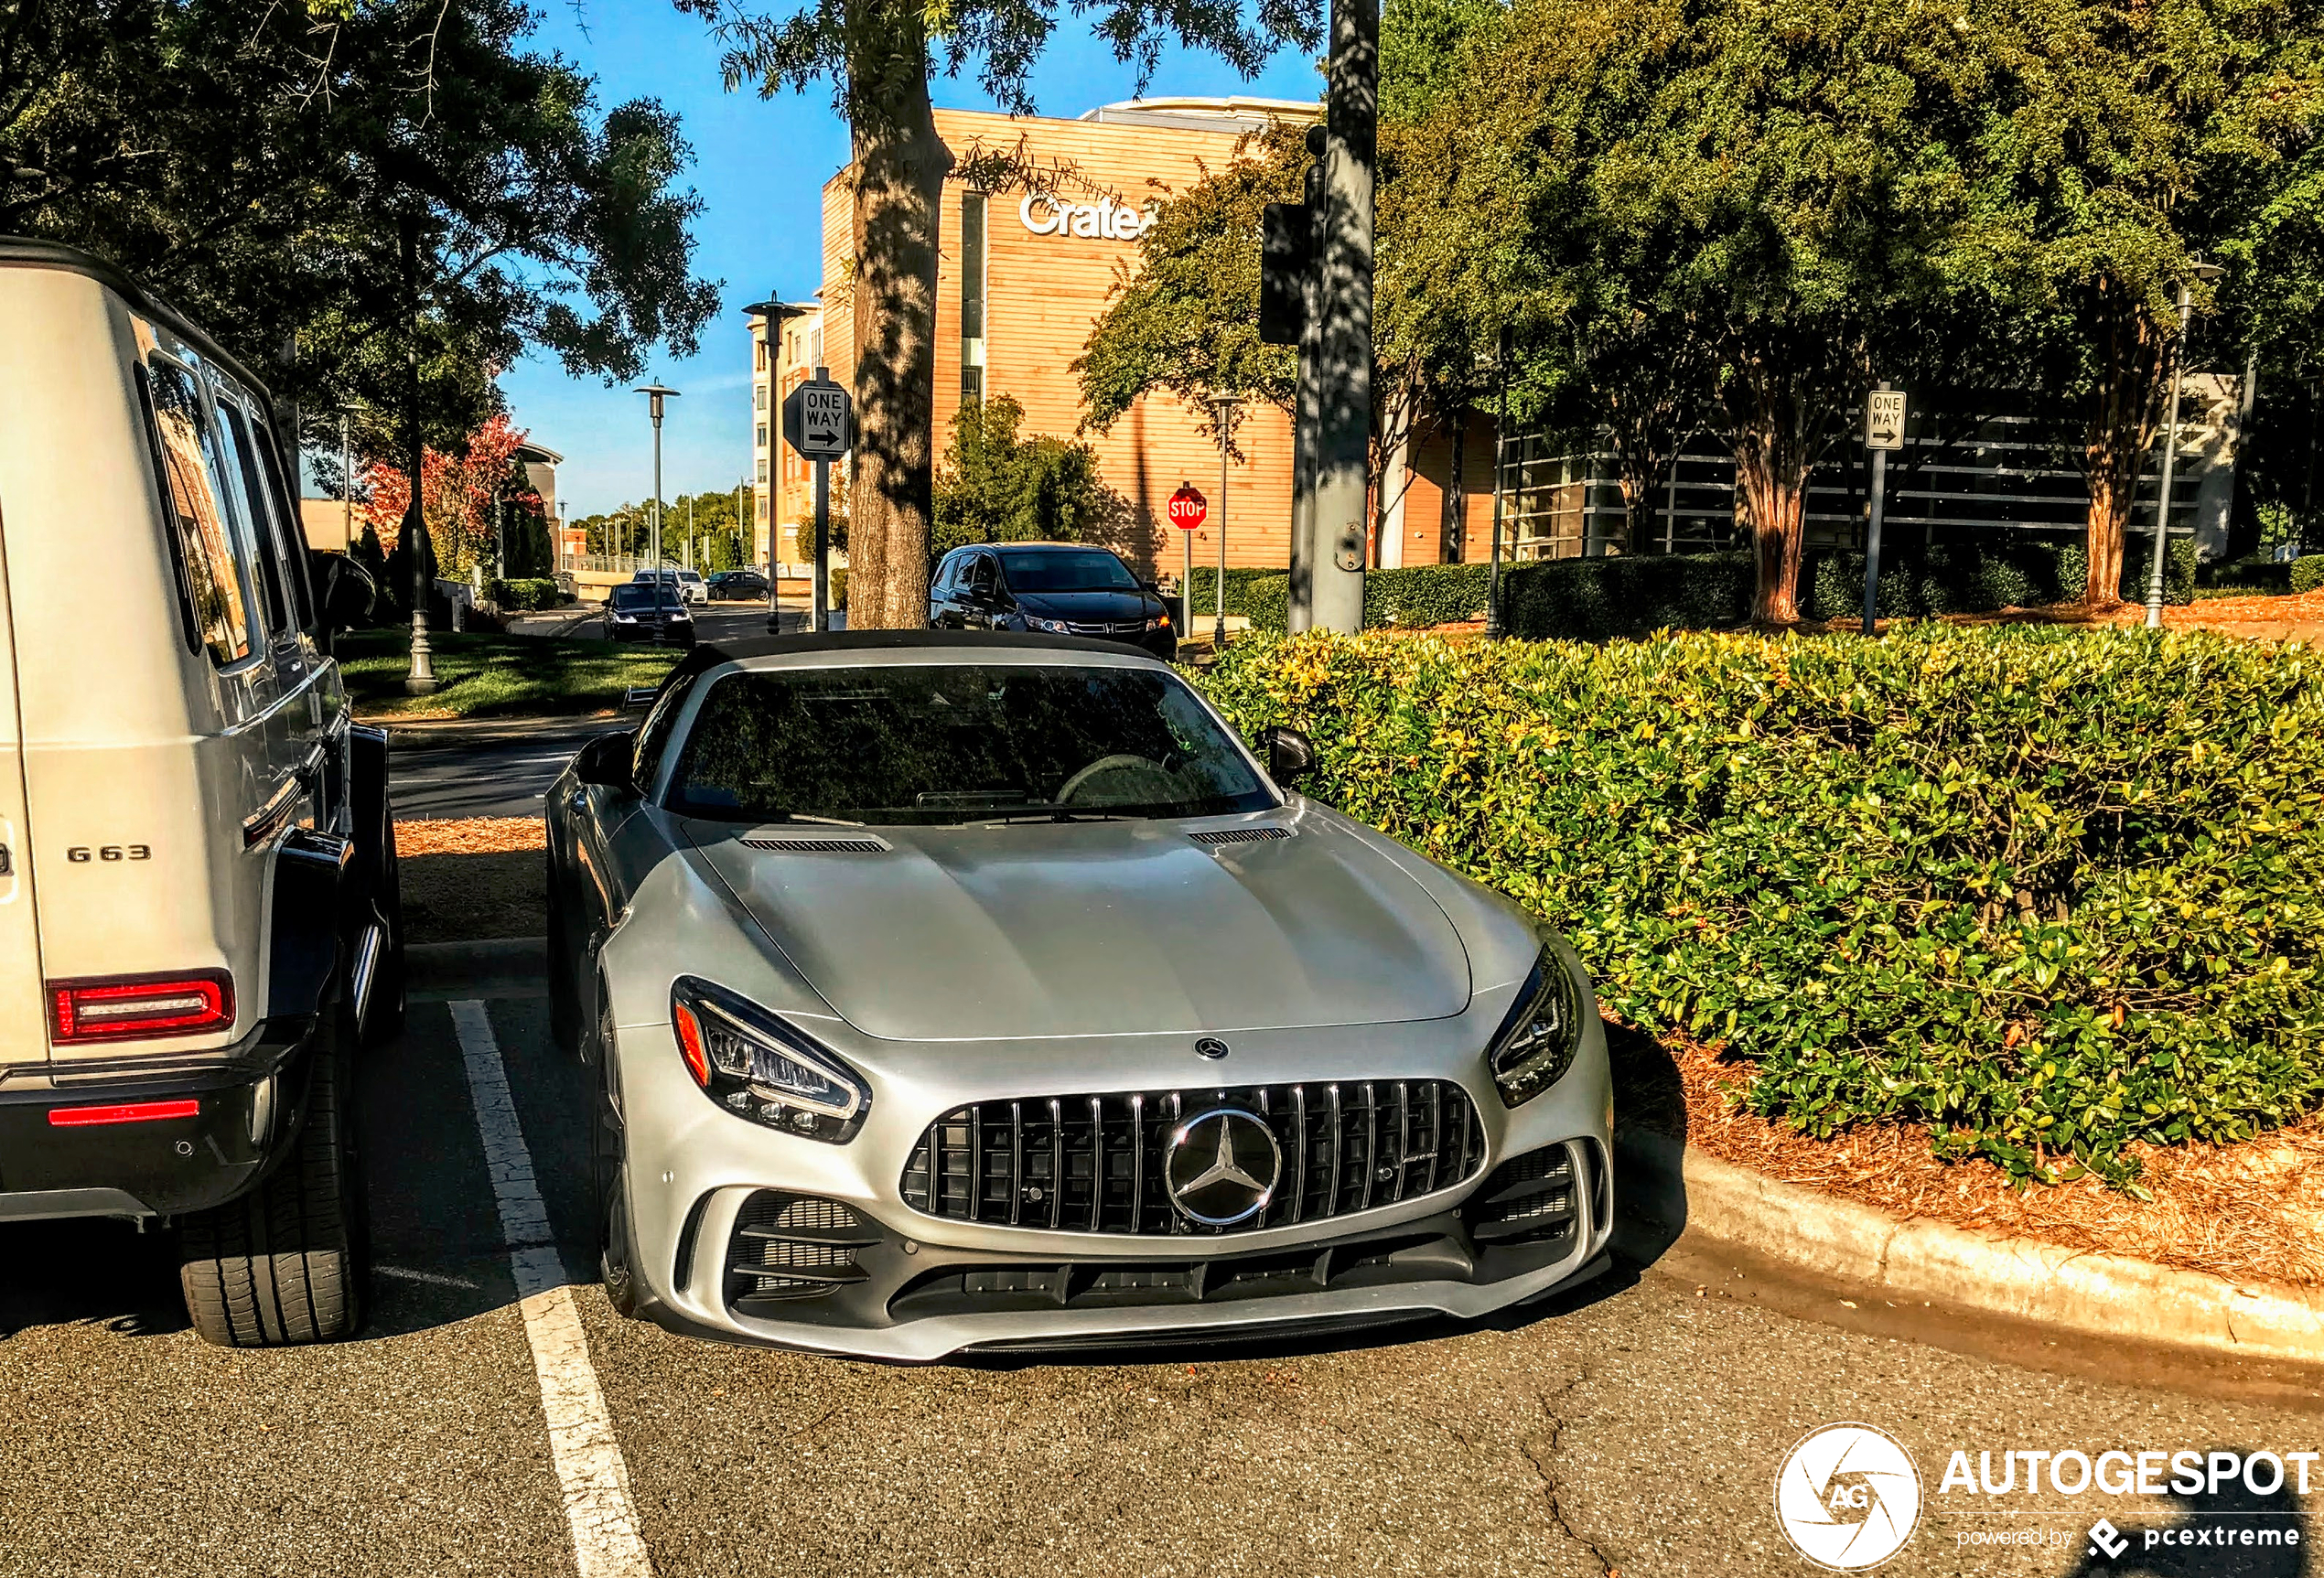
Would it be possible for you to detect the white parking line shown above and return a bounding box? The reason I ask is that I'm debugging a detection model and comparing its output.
[449,999,654,1578]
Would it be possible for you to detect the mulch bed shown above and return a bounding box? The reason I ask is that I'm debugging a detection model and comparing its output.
[1610,1017,2324,1291]
[397,818,547,944]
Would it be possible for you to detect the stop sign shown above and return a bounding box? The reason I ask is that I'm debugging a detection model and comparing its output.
[1167,484,1209,531]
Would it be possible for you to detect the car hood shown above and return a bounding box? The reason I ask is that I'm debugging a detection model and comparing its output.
[1011,588,1158,620]
[683,811,1471,1040]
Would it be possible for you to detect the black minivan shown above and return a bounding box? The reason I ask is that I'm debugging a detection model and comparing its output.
[929,542,1176,660]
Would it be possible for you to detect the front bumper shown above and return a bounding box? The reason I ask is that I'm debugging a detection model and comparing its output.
[0,1035,314,1223]
[633,1140,1613,1361]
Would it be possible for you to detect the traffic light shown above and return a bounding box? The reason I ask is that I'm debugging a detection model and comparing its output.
[1259,124,1329,347]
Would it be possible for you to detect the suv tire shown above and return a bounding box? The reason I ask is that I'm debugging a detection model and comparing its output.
[178,1025,369,1346]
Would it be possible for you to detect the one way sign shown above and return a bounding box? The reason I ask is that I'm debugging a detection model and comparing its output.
[782,378,851,460]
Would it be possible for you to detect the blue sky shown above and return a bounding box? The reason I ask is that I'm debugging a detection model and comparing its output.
[503,6,1323,519]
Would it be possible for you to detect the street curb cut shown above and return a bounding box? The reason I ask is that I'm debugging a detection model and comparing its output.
[1615,1128,2324,1367]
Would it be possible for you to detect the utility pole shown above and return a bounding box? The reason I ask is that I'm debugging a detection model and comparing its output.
[1308,0,1377,635]
[1286,129,1326,635]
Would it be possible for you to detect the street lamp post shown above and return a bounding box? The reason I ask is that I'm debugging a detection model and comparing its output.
[742,293,806,618]
[636,382,679,575]
[1210,395,1243,649]
[2145,260,2225,628]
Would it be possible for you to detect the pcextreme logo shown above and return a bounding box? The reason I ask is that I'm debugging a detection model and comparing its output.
[1775,1422,1925,1571]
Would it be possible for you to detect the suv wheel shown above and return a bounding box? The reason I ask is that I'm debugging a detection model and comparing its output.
[178,1020,370,1346]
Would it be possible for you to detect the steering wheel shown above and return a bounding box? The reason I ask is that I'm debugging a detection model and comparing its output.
[1055,753,1173,805]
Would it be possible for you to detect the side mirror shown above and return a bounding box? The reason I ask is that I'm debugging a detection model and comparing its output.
[1262,725,1314,786]
[573,730,637,792]
[320,554,377,631]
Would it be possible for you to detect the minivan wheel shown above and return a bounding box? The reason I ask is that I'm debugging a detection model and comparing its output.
[178,1023,370,1346]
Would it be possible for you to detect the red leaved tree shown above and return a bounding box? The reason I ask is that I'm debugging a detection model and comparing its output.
[361,413,538,574]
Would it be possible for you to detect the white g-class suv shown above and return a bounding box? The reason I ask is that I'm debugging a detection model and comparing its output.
[0,239,400,1346]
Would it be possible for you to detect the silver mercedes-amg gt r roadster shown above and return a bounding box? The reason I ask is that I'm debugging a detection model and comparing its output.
[545,632,1612,1360]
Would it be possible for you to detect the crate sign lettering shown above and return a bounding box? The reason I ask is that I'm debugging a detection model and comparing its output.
[1867,390,1907,450]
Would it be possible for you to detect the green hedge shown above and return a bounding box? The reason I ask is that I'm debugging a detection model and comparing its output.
[1183,565,1290,618]
[2200,556,2294,595]
[1245,574,1292,632]
[2294,555,2324,595]
[1241,565,1490,633]
[1198,625,2324,1186]
[1807,538,2195,621]
[488,576,566,611]
[1502,553,1755,640]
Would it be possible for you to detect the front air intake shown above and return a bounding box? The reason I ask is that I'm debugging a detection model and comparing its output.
[725,1191,878,1314]
[740,833,892,853]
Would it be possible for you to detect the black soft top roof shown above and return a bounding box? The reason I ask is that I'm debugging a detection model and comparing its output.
[0,236,274,403]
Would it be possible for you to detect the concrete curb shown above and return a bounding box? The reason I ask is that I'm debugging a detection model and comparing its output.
[373,714,619,752]
[1615,1127,2324,1367]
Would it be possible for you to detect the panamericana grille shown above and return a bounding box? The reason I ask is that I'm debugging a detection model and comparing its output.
[740,833,891,853]
[900,1080,1487,1237]
[725,1191,878,1311]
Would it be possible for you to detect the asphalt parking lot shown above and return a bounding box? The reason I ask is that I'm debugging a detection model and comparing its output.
[4,977,2316,1578]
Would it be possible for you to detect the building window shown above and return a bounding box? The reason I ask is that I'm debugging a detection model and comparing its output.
[756,424,769,448]
[962,367,983,398]
[755,385,768,412]
[811,327,823,364]
[961,191,986,342]
[756,338,768,371]
[757,458,769,483]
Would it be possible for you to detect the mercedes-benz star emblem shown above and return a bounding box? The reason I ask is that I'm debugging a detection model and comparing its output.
[1163,1108,1282,1227]
[1194,1036,1230,1060]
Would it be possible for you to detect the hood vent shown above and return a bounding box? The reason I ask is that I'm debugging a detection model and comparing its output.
[1187,826,1293,847]
[741,832,892,853]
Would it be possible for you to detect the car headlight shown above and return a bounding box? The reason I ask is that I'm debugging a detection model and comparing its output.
[1486,947,1583,1107]
[1146,612,1170,630]
[669,976,870,1143]
[612,611,636,622]
[1027,615,1071,634]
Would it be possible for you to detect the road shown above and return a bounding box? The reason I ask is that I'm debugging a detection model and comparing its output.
[511,599,841,643]
[2,978,2316,1577]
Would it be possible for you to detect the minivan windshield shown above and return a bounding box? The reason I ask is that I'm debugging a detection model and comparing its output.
[668,663,1274,825]
[995,548,1140,595]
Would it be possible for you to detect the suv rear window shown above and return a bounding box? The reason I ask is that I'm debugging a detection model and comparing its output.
[145,360,253,665]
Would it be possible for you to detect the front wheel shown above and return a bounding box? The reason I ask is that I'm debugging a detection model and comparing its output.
[586,988,642,1319]
[178,1025,370,1346]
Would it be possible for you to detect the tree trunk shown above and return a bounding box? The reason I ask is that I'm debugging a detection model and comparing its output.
[1721,360,1816,624]
[844,0,950,628]
[2082,284,2166,611]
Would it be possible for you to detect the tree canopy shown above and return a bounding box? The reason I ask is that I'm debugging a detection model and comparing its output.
[3,0,721,456]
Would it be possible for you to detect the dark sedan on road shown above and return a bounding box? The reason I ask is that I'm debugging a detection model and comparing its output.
[930,542,1176,660]
[709,569,770,601]
[608,581,695,645]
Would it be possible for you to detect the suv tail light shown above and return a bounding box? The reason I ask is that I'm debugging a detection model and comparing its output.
[48,971,234,1044]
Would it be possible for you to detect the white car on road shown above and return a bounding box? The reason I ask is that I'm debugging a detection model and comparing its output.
[633,567,707,606]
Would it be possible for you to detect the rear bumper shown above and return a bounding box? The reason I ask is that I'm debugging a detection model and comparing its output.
[0,1036,313,1223]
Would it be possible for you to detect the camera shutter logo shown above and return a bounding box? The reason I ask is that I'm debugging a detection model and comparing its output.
[1774,1422,1922,1571]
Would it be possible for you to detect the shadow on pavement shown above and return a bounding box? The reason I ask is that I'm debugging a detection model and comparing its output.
[2051,1468,2307,1577]
[0,1218,189,1341]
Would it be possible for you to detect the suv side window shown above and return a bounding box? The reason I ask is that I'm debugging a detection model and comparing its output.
[211,398,293,641]
[968,553,997,599]
[237,407,316,635]
[145,360,256,665]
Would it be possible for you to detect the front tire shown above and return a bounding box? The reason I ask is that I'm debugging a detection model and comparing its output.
[179,1025,369,1346]
[586,987,641,1319]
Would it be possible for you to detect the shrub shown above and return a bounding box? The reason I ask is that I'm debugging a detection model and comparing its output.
[1197,625,2324,1186]
[1183,565,1290,618]
[1502,553,1756,640]
[1367,564,1491,628]
[2200,557,2294,596]
[488,576,565,611]
[2294,555,2324,595]
[1245,574,1292,633]
[1806,538,2195,620]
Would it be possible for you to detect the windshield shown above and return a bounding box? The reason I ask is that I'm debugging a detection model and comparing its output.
[996,548,1140,595]
[668,663,1275,825]
[610,585,677,610]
